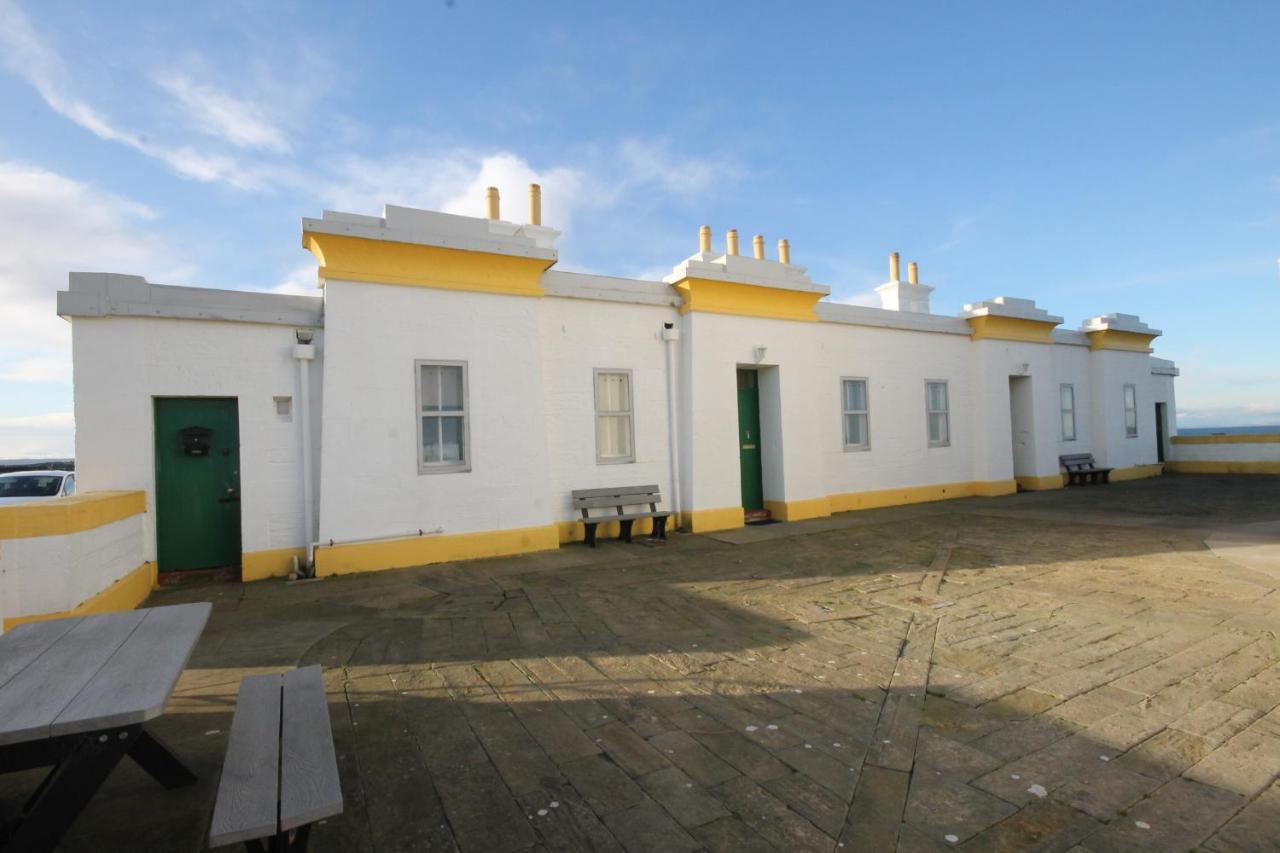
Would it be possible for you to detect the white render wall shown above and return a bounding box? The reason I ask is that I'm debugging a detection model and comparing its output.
[71,317,322,563]
[0,513,144,625]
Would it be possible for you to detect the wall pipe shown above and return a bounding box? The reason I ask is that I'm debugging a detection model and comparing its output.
[662,321,682,528]
[293,338,317,573]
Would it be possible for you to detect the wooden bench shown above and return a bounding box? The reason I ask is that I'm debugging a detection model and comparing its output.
[572,484,672,547]
[1060,453,1113,486]
[209,665,342,852]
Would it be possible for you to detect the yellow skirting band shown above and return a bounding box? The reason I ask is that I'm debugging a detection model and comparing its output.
[1110,463,1164,481]
[1166,460,1280,475]
[241,547,308,582]
[681,506,746,533]
[1015,474,1065,491]
[0,491,146,540]
[314,524,560,577]
[3,561,156,631]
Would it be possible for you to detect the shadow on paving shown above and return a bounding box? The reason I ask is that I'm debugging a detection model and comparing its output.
[1,474,1277,851]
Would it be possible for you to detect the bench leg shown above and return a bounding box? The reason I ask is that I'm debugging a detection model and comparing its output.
[619,519,635,544]
[1100,471,1110,484]
[652,516,668,540]
[129,728,196,788]
[584,522,598,547]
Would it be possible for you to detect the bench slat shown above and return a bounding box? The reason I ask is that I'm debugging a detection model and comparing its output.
[280,665,343,832]
[572,484,660,499]
[573,494,662,509]
[209,673,282,848]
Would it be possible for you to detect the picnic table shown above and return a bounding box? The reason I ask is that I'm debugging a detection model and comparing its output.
[0,602,212,852]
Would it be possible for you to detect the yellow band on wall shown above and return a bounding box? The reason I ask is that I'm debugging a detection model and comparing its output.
[671,277,823,322]
[3,561,156,631]
[0,491,146,540]
[1109,463,1164,481]
[241,547,307,582]
[1166,461,1280,475]
[1085,329,1157,353]
[1171,434,1280,445]
[966,315,1059,344]
[314,524,560,576]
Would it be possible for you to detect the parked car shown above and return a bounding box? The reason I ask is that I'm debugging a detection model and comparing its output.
[0,471,76,505]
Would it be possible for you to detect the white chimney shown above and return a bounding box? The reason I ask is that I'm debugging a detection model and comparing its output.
[874,252,934,313]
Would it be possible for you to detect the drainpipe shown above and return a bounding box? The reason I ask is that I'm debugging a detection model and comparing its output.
[662,321,682,527]
[293,332,317,574]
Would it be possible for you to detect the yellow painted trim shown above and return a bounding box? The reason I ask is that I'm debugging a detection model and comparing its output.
[681,506,746,533]
[1015,474,1066,491]
[966,315,1058,344]
[241,547,307,582]
[1166,461,1280,475]
[314,524,560,577]
[3,561,156,631]
[1110,463,1164,482]
[1085,329,1156,353]
[671,277,822,322]
[830,479,1016,512]
[303,232,552,297]
[1171,433,1280,445]
[556,517,659,544]
[762,497,832,522]
[0,491,146,541]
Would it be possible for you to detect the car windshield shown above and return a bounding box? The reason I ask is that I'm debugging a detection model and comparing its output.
[0,475,63,497]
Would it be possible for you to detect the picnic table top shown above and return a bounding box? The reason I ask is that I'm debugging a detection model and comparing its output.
[0,602,211,747]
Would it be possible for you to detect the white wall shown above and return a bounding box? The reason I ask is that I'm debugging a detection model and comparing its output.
[317,280,552,542]
[0,513,144,623]
[1089,350,1161,470]
[72,317,322,562]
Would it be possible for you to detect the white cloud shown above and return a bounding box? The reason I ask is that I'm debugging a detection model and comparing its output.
[0,412,74,459]
[0,357,72,383]
[828,290,881,308]
[268,262,321,296]
[155,71,291,154]
[0,0,273,189]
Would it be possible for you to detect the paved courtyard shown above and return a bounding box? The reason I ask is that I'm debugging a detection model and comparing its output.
[11,474,1280,851]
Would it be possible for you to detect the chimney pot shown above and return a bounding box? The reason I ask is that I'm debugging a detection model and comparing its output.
[908,262,919,284]
[726,229,739,256]
[752,234,765,260]
[528,184,541,225]
[699,225,712,254]
[778,239,791,264]
[485,186,500,220]
[889,252,900,282]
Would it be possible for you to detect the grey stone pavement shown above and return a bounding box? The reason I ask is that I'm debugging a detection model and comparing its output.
[7,474,1280,852]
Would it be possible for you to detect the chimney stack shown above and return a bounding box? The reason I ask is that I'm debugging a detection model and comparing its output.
[726,229,739,256]
[908,262,919,284]
[528,184,541,225]
[889,252,901,282]
[699,225,712,254]
[752,234,765,260]
[875,253,934,314]
[485,186,500,220]
[778,239,790,264]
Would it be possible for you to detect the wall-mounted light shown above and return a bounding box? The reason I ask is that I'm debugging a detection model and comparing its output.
[753,345,767,364]
[295,329,314,345]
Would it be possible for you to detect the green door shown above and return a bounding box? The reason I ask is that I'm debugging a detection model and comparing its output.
[737,369,764,511]
[154,397,241,572]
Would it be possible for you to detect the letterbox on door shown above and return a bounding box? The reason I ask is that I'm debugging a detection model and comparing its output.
[179,426,212,457]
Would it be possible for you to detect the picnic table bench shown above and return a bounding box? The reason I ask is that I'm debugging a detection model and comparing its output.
[1060,453,1113,485]
[572,484,672,547]
[209,665,342,852]
[0,602,211,852]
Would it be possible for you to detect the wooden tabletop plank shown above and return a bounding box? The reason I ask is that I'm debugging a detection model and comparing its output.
[52,602,212,738]
[0,611,145,746]
[279,665,343,831]
[0,618,82,692]
[208,673,282,848]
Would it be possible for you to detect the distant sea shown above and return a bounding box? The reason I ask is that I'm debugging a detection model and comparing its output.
[1179,425,1280,436]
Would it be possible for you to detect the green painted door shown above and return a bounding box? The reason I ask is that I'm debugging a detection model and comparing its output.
[737,369,764,511]
[154,397,241,572]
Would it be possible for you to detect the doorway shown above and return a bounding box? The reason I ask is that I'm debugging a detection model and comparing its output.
[1155,402,1167,463]
[736,369,765,518]
[154,397,241,573]
[1008,376,1035,489]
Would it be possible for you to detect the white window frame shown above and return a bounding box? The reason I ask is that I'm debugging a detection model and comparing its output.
[1123,383,1138,438]
[841,377,870,451]
[926,380,950,448]
[1060,383,1077,442]
[415,360,470,474]
[594,368,635,465]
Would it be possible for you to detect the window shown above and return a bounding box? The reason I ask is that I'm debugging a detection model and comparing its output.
[1060,384,1076,442]
[1123,384,1138,438]
[274,396,292,421]
[926,381,950,447]
[841,378,869,450]
[594,369,634,464]
[416,361,469,472]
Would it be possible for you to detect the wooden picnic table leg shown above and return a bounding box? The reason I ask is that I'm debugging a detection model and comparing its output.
[128,728,196,788]
[4,725,141,853]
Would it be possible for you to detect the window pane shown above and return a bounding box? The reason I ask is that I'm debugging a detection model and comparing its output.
[1124,386,1136,410]
[1061,385,1073,411]
[420,365,440,412]
[441,416,465,462]
[422,416,440,463]
[843,380,866,412]
[596,372,630,414]
[928,382,947,412]
[929,412,949,444]
[597,414,632,458]
[844,413,867,447]
[440,366,464,411]
[1062,411,1075,441]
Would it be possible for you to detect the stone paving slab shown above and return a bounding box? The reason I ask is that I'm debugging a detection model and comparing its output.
[11,473,1280,852]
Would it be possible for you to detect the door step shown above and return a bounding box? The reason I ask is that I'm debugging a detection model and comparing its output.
[744,509,774,525]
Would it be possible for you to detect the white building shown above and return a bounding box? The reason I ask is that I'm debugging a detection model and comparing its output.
[54,186,1178,584]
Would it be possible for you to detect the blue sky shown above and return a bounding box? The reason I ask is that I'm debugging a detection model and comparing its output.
[1,1,1277,457]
